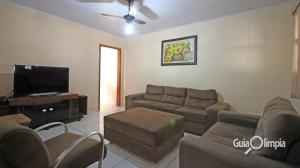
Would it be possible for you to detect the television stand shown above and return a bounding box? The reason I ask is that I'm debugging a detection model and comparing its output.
[1,93,87,128]
[29,92,58,97]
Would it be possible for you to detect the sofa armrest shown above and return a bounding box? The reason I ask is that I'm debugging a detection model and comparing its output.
[206,102,230,112]
[179,135,298,168]
[205,102,230,130]
[218,111,260,128]
[125,93,145,110]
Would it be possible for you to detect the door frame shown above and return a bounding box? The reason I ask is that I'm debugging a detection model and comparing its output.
[98,44,122,111]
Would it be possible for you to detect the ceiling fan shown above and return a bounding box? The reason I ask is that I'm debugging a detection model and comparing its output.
[79,0,158,22]
[101,0,146,25]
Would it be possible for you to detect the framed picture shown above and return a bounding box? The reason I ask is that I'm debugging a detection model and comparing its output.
[161,35,197,66]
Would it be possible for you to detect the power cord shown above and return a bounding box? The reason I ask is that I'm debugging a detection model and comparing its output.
[5,90,14,98]
[0,90,13,105]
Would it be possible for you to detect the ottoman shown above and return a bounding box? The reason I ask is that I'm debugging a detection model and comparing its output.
[104,107,184,162]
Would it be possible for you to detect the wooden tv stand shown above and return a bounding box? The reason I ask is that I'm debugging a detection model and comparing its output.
[1,93,86,128]
[8,93,78,106]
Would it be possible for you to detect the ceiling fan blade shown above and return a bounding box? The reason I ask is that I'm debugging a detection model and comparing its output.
[132,0,142,8]
[116,0,128,6]
[101,13,123,19]
[134,19,146,25]
[129,0,142,15]
[79,0,114,3]
[139,5,158,20]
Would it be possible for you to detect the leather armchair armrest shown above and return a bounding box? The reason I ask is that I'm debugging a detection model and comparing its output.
[206,102,230,112]
[218,111,261,128]
[125,93,145,110]
[35,122,68,133]
[54,132,105,168]
[35,122,69,140]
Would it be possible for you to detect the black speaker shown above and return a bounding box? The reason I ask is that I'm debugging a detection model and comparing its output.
[78,96,88,115]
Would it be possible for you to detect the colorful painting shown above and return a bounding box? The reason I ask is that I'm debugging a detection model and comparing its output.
[161,35,197,66]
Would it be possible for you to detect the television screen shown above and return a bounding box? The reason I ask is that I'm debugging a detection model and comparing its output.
[14,65,69,97]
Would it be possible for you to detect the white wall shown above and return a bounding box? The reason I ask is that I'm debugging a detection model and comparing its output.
[1,1,296,114]
[0,0,124,110]
[124,2,295,114]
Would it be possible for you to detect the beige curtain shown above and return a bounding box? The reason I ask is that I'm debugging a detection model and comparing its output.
[292,14,300,98]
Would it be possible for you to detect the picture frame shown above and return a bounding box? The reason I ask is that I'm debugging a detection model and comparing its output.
[161,35,197,66]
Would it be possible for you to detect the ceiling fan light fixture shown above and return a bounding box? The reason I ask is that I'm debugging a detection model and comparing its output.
[125,23,134,35]
[123,14,135,24]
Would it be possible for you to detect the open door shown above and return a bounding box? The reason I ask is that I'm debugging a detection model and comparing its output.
[98,45,121,111]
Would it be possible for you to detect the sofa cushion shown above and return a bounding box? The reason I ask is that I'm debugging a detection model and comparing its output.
[150,102,182,113]
[132,100,157,108]
[254,97,300,163]
[264,103,296,114]
[162,95,186,106]
[185,89,217,109]
[203,122,255,151]
[255,118,264,136]
[175,107,207,124]
[255,97,298,144]
[144,85,164,101]
[286,141,300,165]
[253,112,300,161]
[161,86,187,105]
[144,94,162,102]
[263,97,296,115]
[164,86,187,97]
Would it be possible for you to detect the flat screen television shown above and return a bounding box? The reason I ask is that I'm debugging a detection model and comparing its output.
[14,65,69,97]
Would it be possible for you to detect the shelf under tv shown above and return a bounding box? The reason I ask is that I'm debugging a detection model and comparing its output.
[1,93,87,128]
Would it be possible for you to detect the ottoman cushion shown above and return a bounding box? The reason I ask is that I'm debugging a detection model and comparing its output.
[104,107,184,147]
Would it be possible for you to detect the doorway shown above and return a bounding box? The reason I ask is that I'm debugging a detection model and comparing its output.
[99,45,121,111]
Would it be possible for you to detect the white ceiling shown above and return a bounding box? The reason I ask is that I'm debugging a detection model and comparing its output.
[7,0,291,37]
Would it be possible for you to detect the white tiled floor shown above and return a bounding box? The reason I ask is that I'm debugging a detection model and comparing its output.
[38,104,181,168]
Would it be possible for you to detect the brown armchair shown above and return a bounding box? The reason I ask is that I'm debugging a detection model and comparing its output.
[0,120,106,168]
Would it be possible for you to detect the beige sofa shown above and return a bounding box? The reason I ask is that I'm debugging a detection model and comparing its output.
[125,84,230,135]
[179,97,300,168]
